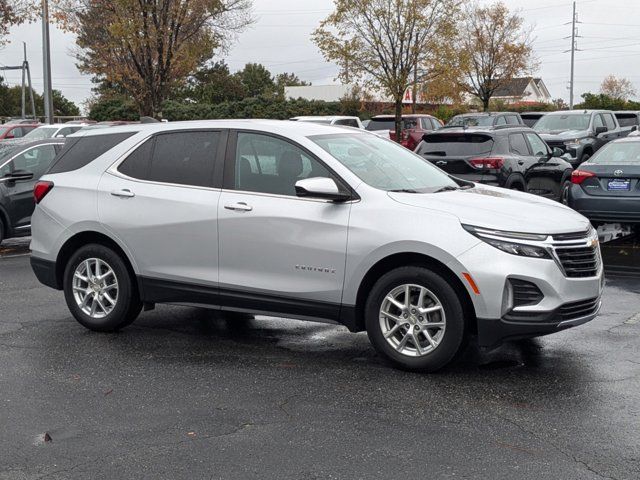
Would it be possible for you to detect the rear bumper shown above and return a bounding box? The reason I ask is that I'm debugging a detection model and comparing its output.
[30,256,61,290]
[477,298,601,348]
[569,187,640,223]
[452,173,501,186]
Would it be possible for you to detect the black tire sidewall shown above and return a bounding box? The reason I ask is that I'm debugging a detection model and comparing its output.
[63,244,140,332]
[504,175,525,191]
[0,219,4,245]
[365,267,466,372]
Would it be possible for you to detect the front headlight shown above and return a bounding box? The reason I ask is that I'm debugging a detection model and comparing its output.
[564,139,583,149]
[463,225,552,259]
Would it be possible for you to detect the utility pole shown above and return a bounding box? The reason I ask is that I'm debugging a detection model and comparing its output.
[0,43,36,119]
[565,1,581,109]
[41,0,54,124]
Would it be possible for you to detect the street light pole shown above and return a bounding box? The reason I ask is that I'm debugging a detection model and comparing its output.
[41,0,54,124]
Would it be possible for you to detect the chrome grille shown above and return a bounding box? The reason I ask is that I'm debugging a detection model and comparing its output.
[555,246,600,278]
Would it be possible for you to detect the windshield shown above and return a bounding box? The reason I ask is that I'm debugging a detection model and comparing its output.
[590,141,640,164]
[23,126,57,140]
[310,133,458,192]
[534,114,590,132]
[447,115,494,127]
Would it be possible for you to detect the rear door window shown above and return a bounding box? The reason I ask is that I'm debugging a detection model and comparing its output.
[11,127,24,138]
[615,114,639,127]
[495,116,507,126]
[48,132,136,174]
[117,139,154,179]
[506,115,520,125]
[509,133,530,156]
[417,134,494,156]
[146,131,221,187]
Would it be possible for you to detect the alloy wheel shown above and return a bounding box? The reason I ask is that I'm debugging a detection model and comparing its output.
[379,284,446,357]
[72,258,119,318]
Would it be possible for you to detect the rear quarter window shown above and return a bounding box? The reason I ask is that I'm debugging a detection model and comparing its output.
[417,134,494,156]
[615,114,639,128]
[47,132,136,174]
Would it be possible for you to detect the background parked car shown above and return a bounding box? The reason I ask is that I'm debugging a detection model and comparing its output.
[446,112,524,128]
[365,114,442,150]
[22,124,87,140]
[614,111,640,137]
[0,138,65,244]
[534,110,623,167]
[520,112,548,128]
[290,115,364,129]
[415,126,572,200]
[0,123,40,141]
[565,136,640,224]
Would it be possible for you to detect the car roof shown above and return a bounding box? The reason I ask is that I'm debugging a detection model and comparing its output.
[371,114,434,119]
[426,126,529,135]
[1,123,40,127]
[291,115,358,121]
[67,119,364,139]
[613,110,640,114]
[454,112,517,117]
[545,109,609,115]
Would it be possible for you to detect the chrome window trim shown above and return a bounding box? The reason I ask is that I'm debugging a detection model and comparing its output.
[219,188,360,204]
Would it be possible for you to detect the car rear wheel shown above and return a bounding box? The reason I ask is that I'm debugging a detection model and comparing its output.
[560,180,571,205]
[63,244,142,332]
[0,219,5,245]
[365,266,466,372]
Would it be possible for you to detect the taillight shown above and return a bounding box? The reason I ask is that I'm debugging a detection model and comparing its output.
[469,157,505,169]
[570,170,596,184]
[34,181,54,204]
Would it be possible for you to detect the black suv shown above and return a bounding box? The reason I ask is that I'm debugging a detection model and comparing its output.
[446,112,524,128]
[415,126,572,200]
[533,110,623,167]
[0,139,64,244]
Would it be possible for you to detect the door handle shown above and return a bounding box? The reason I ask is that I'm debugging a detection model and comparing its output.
[224,202,253,212]
[110,189,135,198]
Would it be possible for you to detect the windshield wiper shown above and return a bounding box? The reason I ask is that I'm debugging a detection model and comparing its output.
[434,185,459,193]
[388,188,419,193]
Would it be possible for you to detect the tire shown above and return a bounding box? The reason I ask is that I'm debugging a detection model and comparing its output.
[504,176,525,191]
[0,219,5,246]
[365,266,466,372]
[63,244,142,332]
[560,180,571,205]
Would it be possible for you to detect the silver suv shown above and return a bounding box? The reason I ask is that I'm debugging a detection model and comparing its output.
[30,121,604,371]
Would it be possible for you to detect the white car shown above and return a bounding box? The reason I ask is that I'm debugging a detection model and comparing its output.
[291,116,391,139]
[23,124,87,140]
[31,120,603,372]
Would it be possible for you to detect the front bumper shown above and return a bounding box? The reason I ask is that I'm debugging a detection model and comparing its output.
[569,186,640,223]
[453,240,604,347]
[477,298,601,348]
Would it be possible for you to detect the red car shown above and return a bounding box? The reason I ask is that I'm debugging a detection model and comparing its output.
[0,123,40,141]
[365,114,443,150]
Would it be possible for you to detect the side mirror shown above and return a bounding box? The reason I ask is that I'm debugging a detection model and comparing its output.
[551,147,564,157]
[595,126,607,135]
[295,177,351,202]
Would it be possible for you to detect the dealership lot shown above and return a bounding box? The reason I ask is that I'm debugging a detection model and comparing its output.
[0,237,638,479]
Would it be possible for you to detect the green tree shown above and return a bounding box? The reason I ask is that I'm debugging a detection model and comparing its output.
[236,63,275,98]
[274,72,310,99]
[64,0,252,117]
[186,61,246,103]
[458,2,536,111]
[88,96,140,121]
[313,0,461,142]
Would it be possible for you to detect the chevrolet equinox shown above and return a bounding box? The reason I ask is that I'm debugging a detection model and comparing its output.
[30,121,604,371]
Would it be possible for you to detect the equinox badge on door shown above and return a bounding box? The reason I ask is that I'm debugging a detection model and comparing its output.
[295,265,336,274]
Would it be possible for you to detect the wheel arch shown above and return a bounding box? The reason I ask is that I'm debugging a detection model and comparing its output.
[0,204,12,239]
[54,231,138,290]
[351,252,477,334]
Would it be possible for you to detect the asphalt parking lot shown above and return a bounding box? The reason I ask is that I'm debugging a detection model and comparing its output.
[1,237,639,479]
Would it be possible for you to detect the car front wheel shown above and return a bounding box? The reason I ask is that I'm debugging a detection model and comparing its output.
[365,266,466,372]
[63,244,142,332]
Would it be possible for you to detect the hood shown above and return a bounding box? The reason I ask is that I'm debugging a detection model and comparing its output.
[388,185,590,234]
[537,129,590,140]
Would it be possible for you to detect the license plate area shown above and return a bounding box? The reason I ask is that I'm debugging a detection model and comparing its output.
[607,179,631,191]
